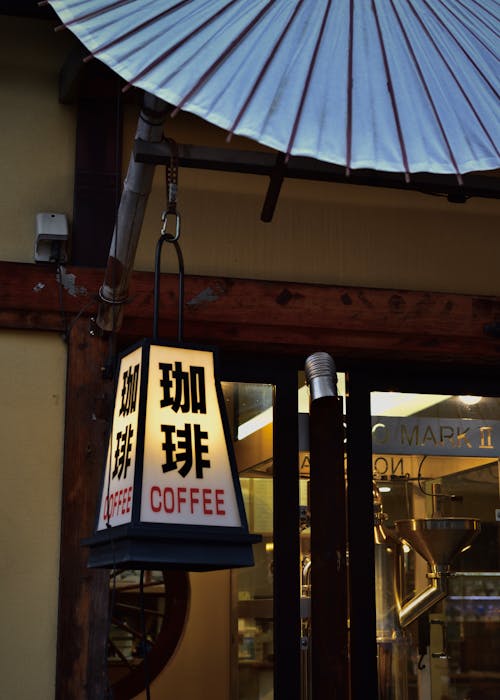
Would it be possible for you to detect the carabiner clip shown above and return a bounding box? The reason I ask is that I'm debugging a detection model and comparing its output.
[161,210,181,242]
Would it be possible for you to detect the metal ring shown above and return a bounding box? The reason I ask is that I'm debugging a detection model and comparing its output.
[98,286,130,305]
[160,210,181,242]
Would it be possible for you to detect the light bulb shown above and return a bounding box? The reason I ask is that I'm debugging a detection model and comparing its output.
[459,395,482,406]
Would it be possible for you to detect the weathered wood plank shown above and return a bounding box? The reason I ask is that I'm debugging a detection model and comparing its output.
[55,317,112,700]
[310,396,349,699]
[71,61,123,267]
[1,261,500,363]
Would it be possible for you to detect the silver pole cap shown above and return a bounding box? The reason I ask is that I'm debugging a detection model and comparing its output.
[304,352,337,400]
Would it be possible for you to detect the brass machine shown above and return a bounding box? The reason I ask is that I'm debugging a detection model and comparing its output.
[374,483,480,700]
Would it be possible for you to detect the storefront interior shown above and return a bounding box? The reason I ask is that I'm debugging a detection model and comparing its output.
[101,356,500,700]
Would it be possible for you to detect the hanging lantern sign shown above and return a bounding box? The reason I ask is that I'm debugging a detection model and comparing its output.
[85,339,261,571]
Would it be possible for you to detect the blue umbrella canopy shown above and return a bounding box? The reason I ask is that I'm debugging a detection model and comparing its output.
[46,0,499,179]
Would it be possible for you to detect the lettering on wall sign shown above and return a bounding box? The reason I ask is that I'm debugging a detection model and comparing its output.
[150,486,226,516]
[112,424,134,480]
[372,417,499,456]
[111,364,140,484]
[158,362,211,478]
[373,455,409,480]
[159,362,207,413]
[161,423,210,477]
[119,363,139,417]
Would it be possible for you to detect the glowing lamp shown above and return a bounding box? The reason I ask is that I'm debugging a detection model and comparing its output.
[85,340,260,571]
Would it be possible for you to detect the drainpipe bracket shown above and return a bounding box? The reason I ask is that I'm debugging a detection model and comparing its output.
[98,286,130,306]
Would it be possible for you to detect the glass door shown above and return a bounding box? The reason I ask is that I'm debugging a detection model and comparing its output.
[370,390,500,700]
[221,362,349,700]
[219,352,302,700]
[222,380,275,700]
[218,358,500,700]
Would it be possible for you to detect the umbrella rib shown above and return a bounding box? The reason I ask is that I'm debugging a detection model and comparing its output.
[387,0,464,183]
[170,0,277,117]
[226,0,307,141]
[453,0,500,47]
[371,1,411,181]
[285,0,333,161]
[345,0,355,175]
[81,0,193,62]
[413,0,499,157]
[52,0,136,32]
[122,0,247,94]
[432,0,500,90]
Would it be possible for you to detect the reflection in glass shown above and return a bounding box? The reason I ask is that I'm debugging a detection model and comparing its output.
[222,382,275,700]
[371,392,500,700]
[107,569,189,700]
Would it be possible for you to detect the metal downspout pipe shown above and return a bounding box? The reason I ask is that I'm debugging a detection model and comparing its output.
[96,92,169,332]
[397,575,448,629]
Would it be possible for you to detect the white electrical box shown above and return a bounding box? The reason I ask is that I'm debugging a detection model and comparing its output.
[34,212,69,263]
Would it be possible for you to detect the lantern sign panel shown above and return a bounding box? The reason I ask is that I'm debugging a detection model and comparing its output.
[141,345,241,527]
[86,340,260,571]
[97,347,142,530]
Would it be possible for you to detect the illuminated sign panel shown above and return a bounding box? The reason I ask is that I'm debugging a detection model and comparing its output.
[97,347,142,530]
[141,345,241,526]
[87,340,259,571]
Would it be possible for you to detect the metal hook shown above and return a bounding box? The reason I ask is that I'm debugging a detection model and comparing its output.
[153,232,184,343]
[160,210,181,241]
[153,140,183,342]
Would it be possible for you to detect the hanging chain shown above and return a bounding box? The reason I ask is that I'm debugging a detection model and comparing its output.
[153,137,184,343]
[161,137,181,241]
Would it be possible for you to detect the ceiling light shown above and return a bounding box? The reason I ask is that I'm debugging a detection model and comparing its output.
[371,392,452,416]
[459,395,482,406]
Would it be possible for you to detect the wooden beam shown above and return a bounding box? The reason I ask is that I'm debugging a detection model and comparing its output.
[135,139,500,202]
[310,395,349,699]
[59,43,88,105]
[71,62,123,266]
[56,316,112,700]
[1,261,500,365]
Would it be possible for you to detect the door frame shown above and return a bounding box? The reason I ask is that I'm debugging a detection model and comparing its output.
[346,362,500,700]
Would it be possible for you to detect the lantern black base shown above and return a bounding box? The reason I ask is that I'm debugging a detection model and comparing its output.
[83,524,262,571]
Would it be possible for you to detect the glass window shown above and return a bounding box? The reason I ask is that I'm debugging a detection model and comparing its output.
[222,381,275,700]
[223,372,347,700]
[107,569,189,700]
[371,392,500,700]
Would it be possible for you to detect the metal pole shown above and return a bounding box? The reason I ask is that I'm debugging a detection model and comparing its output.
[305,352,350,700]
[96,93,169,332]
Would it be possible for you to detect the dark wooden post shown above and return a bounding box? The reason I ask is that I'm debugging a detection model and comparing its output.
[56,317,113,700]
[70,60,123,268]
[309,388,349,698]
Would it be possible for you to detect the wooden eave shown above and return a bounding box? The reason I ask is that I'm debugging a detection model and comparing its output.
[2,260,500,367]
[135,139,500,224]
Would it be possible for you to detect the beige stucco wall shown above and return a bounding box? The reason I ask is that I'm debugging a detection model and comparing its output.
[135,570,232,700]
[0,16,75,263]
[0,19,72,697]
[0,330,66,699]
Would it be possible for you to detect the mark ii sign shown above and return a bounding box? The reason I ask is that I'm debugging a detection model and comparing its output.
[372,417,499,456]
